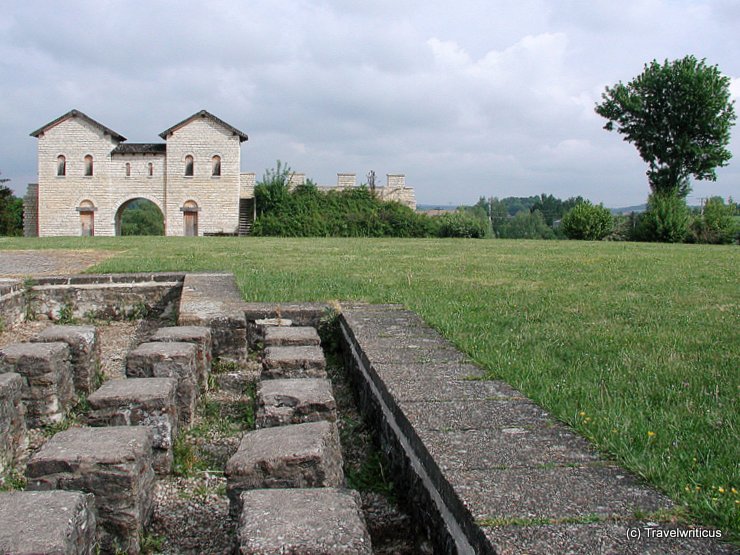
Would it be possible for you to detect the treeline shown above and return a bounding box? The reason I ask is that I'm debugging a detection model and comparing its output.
[459,194,738,243]
[459,194,584,239]
[252,163,487,238]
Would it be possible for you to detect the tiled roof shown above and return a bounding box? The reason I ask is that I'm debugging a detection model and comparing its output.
[30,109,127,141]
[111,143,166,154]
[159,110,248,142]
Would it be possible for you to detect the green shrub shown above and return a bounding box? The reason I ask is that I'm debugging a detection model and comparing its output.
[690,197,737,244]
[638,193,690,243]
[498,210,555,239]
[435,212,487,238]
[561,201,614,240]
[252,163,447,238]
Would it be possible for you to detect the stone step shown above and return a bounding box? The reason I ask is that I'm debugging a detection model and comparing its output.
[126,341,198,426]
[26,426,155,554]
[0,490,97,555]
[225,420,344,517]
[263,325,321,347]
[256,378,337,428]
[31,324,100,396]
[0,342,74,427]
[262,345,327,380]
[238,488,372,555]
[87,377,178,475]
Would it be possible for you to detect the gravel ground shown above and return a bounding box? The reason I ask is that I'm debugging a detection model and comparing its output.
[1,318,426,554]
[0,249,116,277]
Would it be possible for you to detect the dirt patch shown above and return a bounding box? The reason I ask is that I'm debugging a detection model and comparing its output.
[0,249,117,277]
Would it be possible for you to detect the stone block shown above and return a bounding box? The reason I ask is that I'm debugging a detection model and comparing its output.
[263,325,321,347]
[0,342,74,427]
[126,341,198,426]
[0,373,27,474]
[150,325,212,392]
[238,488,372,555]
[0,490,97,555]
[247,317,293,347]
[226,420,344,516]
[256,378,337,428]
[262,345,327,380]
[26,426,155,554]
[32,325,101,395]
[87,377,178,474]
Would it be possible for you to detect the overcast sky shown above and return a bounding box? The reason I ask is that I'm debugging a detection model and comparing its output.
[2,0,739,207]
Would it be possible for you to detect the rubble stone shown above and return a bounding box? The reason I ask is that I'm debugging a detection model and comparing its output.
[263,325,321,347]
[26,426,155,554]
[0,342,74,427]
[0,490,97,555]
[0,373,27,474]
[225,420,344,516]
[87,377,178,474]
[150,325,212,392]
[32,325,101,395]
[238,488,372,555]
[256,378,337,428]
[126,341,198,426]
[262,345,327,380]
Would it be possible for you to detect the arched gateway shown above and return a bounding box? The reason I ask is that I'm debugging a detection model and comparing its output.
[28,109,248,237]
[115,198,165,236]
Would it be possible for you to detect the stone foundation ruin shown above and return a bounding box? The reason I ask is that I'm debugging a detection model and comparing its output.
[0,272,734,554]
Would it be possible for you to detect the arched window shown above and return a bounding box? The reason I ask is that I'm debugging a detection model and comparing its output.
[84,155,93,177]
[148,162,154,177]
[184,155,194,177]
[125,162,131,177]
[57,155,66,177]
[212,155,221,177]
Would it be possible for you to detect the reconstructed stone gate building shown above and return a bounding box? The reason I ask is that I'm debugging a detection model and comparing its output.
[24,109,416,237]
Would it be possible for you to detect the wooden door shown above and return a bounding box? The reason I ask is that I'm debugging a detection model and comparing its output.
[80,212,94,236]
[184,211,198,236]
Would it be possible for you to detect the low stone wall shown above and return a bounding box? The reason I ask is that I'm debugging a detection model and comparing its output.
[0,373,27,475]
[339,304,731,555]
[31,273,183,322]
[0,280,26,329]
[0,273,184,327]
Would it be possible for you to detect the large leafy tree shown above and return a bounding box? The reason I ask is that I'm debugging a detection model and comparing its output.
[596,56,736,198]
[0,173,23,236]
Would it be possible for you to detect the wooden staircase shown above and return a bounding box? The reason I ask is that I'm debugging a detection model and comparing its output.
[238,198,255,236]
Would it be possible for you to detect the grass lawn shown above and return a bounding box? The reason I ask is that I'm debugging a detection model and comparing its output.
[1,236,738,537]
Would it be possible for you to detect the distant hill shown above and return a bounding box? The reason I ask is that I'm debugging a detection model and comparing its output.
[610,204,647,215]
[417,203,458,211]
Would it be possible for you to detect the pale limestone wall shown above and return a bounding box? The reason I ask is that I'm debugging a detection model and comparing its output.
[337,173,356,189]
[23,184,38,237]
[110,153,166,231]
[240,173,256,199]
[376,186,416,210]
[164,117,241,236]
[288,173,306,187]
[36,118,121,236]
[376,174,416,209]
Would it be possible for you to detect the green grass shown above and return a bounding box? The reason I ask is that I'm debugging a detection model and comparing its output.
[1,236,737,536]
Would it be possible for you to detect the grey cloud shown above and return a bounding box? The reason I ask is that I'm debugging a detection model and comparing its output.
[0,0,738,206]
